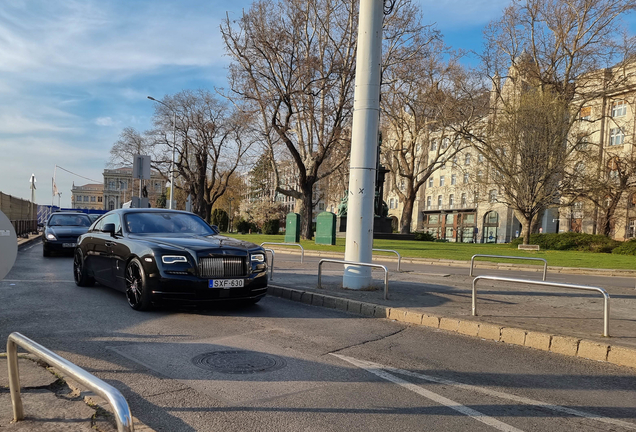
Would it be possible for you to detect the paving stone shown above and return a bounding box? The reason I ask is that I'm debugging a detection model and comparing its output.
[420,314,440,329]
[311,294,324,307]
[525,332,552,351]
[402,311,423,325]
[300,292,313,305]
[388,308,406,321]
[374,305,390,318]
[439,318,460,332]
[607,346,636,368]
[290,290,302,302]
[550,336,580,356]
[347,300,363,314]
[500,328,526,346]
[360,303,376,317]
[334,297,348,312]
[456,320,480,337]
[577,340,609,362]
[478,323,502,341]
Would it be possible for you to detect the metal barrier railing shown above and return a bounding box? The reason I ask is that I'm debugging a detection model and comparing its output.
[318,259,389,300]
[472,276,610,337]
[372,249,401,272]
[470,254,548,281]
[11,220,37,237]
[264,248,275,281]
[7,332,134,432]
[260,242,304,263]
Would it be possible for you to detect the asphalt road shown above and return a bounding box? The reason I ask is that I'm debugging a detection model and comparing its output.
[1,241,635,432]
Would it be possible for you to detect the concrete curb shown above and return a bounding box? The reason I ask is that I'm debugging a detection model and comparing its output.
[17,233,42,249]
[267,285,636,370]
[268,248,636,278]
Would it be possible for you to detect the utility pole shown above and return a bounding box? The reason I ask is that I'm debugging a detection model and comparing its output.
[343,0,383,289]
[229,197,234,233]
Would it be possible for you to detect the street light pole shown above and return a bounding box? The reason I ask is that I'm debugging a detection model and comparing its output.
[228,197,234,233]
[147,96,177,210]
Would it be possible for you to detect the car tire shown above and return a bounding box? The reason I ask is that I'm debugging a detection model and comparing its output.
[73,250,94,287]
[125,258,152,311]
[43,247,50,257]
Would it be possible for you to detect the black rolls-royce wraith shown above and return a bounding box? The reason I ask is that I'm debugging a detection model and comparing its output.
[73,208,268,310]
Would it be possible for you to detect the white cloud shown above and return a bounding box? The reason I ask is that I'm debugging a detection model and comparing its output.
[95,117,115,126]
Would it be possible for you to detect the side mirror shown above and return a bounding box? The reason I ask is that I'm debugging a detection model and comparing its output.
[210,224,220,234]
[102,223,116,237]
[37,223,44,228]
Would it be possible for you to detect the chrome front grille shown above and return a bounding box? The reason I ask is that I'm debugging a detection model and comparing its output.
[198,257,246,278]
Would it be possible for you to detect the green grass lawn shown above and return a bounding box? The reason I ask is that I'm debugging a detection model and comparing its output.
[224,233,636,270]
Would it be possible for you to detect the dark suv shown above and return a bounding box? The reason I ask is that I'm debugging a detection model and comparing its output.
[43,212,92,257]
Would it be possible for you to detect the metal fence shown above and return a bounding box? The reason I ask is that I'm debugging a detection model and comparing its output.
[471,275,610,337]
[0,192,37,237]
[7,332,134,431]
[470,254,548,281]
[260,242,304,263]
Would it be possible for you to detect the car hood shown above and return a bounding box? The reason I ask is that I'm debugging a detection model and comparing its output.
[128,234,261,252]
[47,226,90,237]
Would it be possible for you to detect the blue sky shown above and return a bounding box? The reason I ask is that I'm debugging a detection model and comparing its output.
[0,0,632,205]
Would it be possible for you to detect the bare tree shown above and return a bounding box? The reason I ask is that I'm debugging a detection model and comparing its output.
[149,89,253,222]
[463,0,636,244]
[222,0,436,239]
[381,36,478,233]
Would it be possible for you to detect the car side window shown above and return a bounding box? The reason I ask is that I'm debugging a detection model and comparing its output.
[100,214,122,234]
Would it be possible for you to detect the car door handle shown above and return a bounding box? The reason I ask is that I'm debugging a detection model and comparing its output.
[105,242,115,247]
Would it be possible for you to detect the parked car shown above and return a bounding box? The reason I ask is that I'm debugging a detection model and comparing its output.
[73,209,268,310]
[42,212,93,257]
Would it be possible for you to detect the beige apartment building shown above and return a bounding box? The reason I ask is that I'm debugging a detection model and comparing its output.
[71,183,104,210]
[102,167,166,210]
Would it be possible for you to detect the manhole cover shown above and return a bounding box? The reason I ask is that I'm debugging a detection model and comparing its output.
[192,350,287,374]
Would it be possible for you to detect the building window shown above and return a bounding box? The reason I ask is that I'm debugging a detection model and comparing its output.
[477,170,483,181]
[98,197,103,203]
[389,198,395,209]
[91,196,96,202]
[441,138,449,149]
[611,100,627,118]
[463,173,469,184]
[439,176,445,187]
[318,202,325,211]
[437,195,443,209]
[84,196,89,202]
[461,193,467,206]
[478,154,484,163]
[449,194,454,208]
[628,219,636,238]
[609,127,624,146]
[109,201,115,211]
[426,196,431,210]
[465,154,471,165]
[451,174,457,185]
[428,177,434,188]
[452,156,458,167]
[430,140,437,151]
[489,189,497,203]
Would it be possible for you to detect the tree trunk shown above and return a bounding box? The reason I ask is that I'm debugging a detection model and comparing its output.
[514,210,531,245]
[399,194,415,234]
[298,184,314,240]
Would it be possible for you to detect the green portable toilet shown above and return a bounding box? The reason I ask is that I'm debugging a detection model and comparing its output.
[285,213,301,243]
[315,212,336,245]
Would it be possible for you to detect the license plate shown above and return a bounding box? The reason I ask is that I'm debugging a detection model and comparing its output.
[209,279,244,289]
[62,243,77,248]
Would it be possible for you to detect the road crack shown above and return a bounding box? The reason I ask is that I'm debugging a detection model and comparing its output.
[325,327,407,355]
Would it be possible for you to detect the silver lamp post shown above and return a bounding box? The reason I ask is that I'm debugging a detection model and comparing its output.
[147,96,177,210]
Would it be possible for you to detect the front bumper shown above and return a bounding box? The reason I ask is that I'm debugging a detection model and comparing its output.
[146,270,268,304]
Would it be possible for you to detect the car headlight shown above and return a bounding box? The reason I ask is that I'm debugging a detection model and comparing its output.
[46,233,56,240]
[162,255,188,264]
[251,253,265,263]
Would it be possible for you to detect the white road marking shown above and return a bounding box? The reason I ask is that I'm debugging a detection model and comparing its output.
[332,354,636,431]
[332,354,525,432]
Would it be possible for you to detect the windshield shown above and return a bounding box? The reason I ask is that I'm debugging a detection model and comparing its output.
[124,212,215,235]
[48,214,92,227]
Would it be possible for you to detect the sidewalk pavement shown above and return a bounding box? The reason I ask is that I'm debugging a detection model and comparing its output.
[266,251,636,370]
[0,354,153,431]
[16,233,41,248]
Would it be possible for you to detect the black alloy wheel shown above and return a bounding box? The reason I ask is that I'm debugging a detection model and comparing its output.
[73,250,94,287]
[125,258,152,311]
